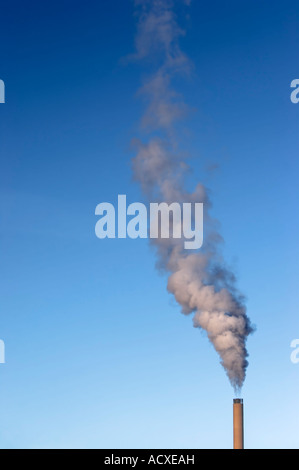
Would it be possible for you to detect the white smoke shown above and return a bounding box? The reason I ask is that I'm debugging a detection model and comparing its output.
[131,0,254,392]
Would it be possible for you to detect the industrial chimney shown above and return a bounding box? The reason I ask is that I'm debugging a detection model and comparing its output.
[233,398,244,449]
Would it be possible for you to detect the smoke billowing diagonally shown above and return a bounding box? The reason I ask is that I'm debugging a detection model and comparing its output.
[131,0,254,392]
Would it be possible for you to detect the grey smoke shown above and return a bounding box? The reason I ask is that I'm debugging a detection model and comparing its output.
[131,0,254,392]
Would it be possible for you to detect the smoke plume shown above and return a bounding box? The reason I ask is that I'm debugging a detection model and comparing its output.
[131,0,254,392]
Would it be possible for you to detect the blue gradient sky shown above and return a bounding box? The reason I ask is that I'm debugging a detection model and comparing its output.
[0,0,298,449]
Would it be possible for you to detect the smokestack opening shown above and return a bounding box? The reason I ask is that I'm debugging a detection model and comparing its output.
[233,398,244,449]
[233,398,243,404]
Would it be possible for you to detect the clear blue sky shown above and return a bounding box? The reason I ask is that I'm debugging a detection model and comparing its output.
[0,0,298,449]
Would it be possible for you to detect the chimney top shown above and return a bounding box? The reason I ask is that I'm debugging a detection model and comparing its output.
[233,398,243,404]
